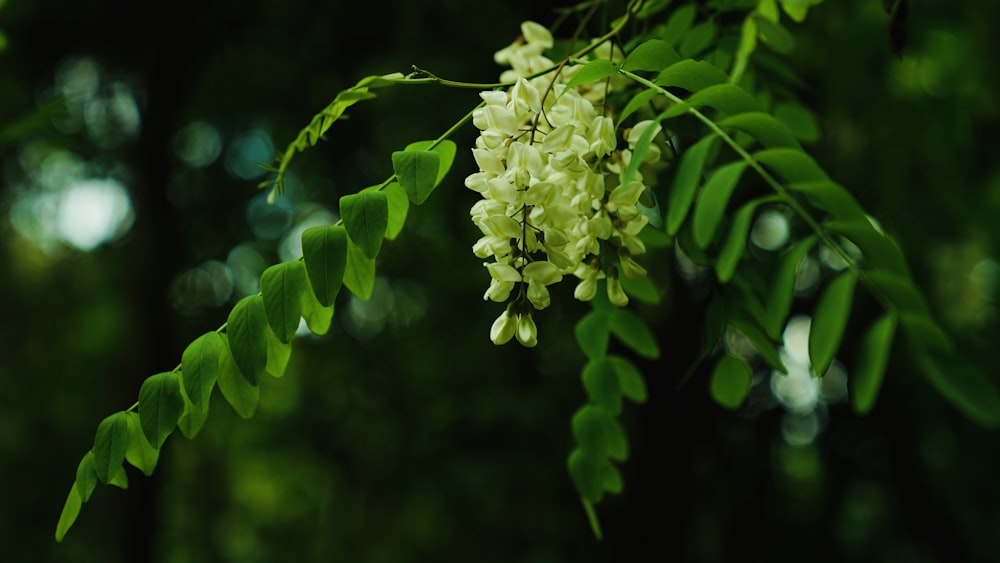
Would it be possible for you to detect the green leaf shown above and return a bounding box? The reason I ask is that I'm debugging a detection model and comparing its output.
[55,483,82,542]
[693,161,748,248]
[730,15,758,83]
[729,317,787,373]
[301,225,348,307]
[863,270,930,317]
[609,355,648,403]
[609,308,660,359]
[383,182,409,240]
[567,449,605,503]
[124,411,159,476]
[679,22,719,57]
[655,59,729,92]
[260,261,307,343]
[575,310,611,361]
[181,332,224,411]
[662,4,696,46]
[392,150,441,205]
[109,466,128,489]
[565,59,619,90]
[572,406,628,461]
[265,325,292,378]
[404,140,457,188]
[780,0,814,22]
[825,220,909,275]
[583,358,624,415]
[343,239,376,300]
[809,271,857,376]
[754,148,828,183]
[787,181,866,223]
[177,380,209,440]
[301,273,335,335]
[851,314,897,415]
[75,452,98,502]
[619,88,658,124]
[684,84,761,116]
[710,354,753,410]
[92,412,129,484]
[666,134,716,236]
[757,16,795,54]
[899,312,953,354]
[137,371,184,449]
[716,198,763,283]
[765,235,817,339]
[774,102,820,142]
[602,463,624,494]
[623,39,682,72]
[216,334,260,419]
[718,112,801,149]
[227,295,269,385]
[620,273,662,304]
[340,190,388,259]
[917,351,1000,428]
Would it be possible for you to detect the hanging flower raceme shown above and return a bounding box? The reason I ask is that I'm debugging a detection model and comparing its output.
[468,21,664,346]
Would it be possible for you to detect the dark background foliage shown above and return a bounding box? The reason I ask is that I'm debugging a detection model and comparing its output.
[1,0,998,561]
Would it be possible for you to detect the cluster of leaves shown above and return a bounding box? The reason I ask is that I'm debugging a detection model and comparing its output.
[55,120,457,540]
[556,0,1000,533]
[55,0,999,545]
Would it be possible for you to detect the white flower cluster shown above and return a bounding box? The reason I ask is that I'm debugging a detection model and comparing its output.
[467,21,662,347]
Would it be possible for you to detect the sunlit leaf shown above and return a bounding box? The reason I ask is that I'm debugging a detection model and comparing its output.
[655,59,729,92]
[575,310,611,361]
[666,134,716,236]
[75,452,97,502]
[109,466,128,489]
[718,112,800,149]
[917,351,1000,428]
[55,484,82,542]
[181,331,224,410]
[260,261,308,343]
[851,314,897,415]
[809,270,857,376]
[583,358,623,415]
[176,379,208,440]
[301,273,335,335]
[227,295,269,385]
[340,190,388,259]
[92,412,129,484]
[216,334,259,419]
[343,239,376,300]
[383,182,409,240]
[265,325,292,378]
[608,355,648,404]
[693,161,748,248]
[609,308,660,359]
[623,39,682,72]
[765,235,817,339]
[566,59,619,89]
[124,411,159,476]
[137,371,183,449]
[392,150,440,205]
[301,225,348,307]
[710,354,752,410]
[572,406,628,461]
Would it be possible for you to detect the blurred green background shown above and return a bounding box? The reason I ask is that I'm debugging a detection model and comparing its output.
[1,0,999,561]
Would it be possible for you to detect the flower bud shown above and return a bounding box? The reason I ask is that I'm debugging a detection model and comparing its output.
[490,308,518,345]
[607,271,629,307]
[516,313,538,347]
